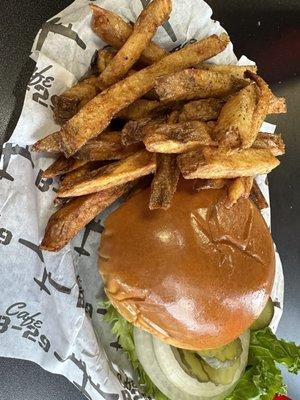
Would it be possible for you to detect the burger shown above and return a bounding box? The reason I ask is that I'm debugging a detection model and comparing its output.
[98,181,298,399]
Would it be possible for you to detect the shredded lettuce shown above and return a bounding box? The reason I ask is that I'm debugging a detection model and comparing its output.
[102,300,168,400]
[101,301,299,400]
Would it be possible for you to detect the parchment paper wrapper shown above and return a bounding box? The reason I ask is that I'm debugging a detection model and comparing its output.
[0,1,284,399]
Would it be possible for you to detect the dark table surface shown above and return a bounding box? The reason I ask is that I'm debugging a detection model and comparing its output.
[0,0,299,399]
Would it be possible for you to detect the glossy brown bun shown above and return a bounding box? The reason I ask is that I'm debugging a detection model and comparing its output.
[99,180,275,350]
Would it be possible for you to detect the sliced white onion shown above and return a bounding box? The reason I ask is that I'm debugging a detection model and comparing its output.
[134,326,250,400]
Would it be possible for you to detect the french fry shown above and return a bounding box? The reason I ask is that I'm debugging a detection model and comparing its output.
[59,34,230,157]
[200,64,257,79]
[213,83,258,148]
[90,4,168,65]
[42,156,87,179]
[75,132,143,161]
[59,162,105,190]
[116,99,161,120]
[97,48,116,73]
[52,76,99,125]
[252,133,285,156]
[225,176,254,208]
[41,183,133,252]
[167,109,181,123]
[149,154,180,210]
[193,178,228,191]
[250,180,269,210]
[31,131,61,153]
[178,147,280,179]
[98,0,172,89]
[58,150,156,197]
[179,98,224,122]
[121,116,165,146]
[155,69,247,102]
[143,121,216,153]
[268,96,287,114]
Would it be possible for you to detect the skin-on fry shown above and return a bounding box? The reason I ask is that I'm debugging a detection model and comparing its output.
[250,180,269,210]
[149,154,180,210]
[268,96,287,114]
[31,131,61,153]
[40,183,133,252]
[58,161,106,191]
[116,99,161,120]
[252,133,285,156]
[121,115,165,146]
[167,109,181,123]
[179,98,225,122]
[178,147,280,179]
[193,178,228,191]
[75,132,143,161]
[98,0,172,89]
[155,69,247,102]
[52,76,99,125]
[59,34,230,157]
[58,150,156,198]
[225,176,254,208]
[42,156,87,179]
[97,48,116,73]
[200,64,257,79]
[90,5,168,65]
[143,121,216,153]
[213,83,258,148]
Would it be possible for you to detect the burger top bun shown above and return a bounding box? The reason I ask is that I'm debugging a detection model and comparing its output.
[99,181,275,350]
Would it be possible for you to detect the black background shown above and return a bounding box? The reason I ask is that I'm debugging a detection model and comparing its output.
[0,0,299,399]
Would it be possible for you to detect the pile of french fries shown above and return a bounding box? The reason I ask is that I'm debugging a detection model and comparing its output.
[32,0,286,252]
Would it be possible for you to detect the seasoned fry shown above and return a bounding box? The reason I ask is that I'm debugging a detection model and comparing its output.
[31,131,61,153]
[213,83,258,148]
[75,132,143,161]
[179,99,225,122]
[97,48,116,73]
[143,121,216,153]
[250,180,269,210]
[200,64,257,79]
[98,0,172,89]
[59,34,230,157]
[52,76,99,125]
[178,147,280,179]
[41,183,133,252]
[58,150,156,197]
[167,109,181,123]
[155,69,247,102]
[90,5,168,65]
[121,116,165,146]
[42,156,87,179]
[149,154,180,210]
[268,96,287,114]
[253,133,285,156]
[225,176,254,208]
[116,99,161,120]
[59,162,106,191]
[193,178,228,191]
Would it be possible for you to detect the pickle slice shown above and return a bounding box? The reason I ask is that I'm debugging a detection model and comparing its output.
[178,349,210,382]
[201,356,241,385]
[196,338,242,362]
[251,298,274,331]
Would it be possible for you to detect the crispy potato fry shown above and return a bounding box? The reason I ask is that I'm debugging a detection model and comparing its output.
[193,178,228,191]
[250,180,269,210]
[41,183,133,252]
[59,162,105,190]
[143,121,216,153]
[268,96,287,114]
[31,131,61,153]
[155,68,247,102]
[213,83,258,148]
[97,48,116,73]
[121,115,165,146]
[59,34,230,157]
[149,154,180,210]
[75,132,143,161]
[116,99,161,120]
[179,98,225,122]
[52,76,99,125]
[167,109,181,123]
[225,176,254,208]
[200,64,257,79]
[178,147,280,179]
[58,150,156,197]
[253,132,285,156]
[90,5,168,66]
[98,0,172,89]
[42,156,87,179]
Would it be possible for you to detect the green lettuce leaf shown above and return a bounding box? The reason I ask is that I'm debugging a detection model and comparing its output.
[101,300,168,400]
